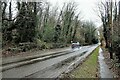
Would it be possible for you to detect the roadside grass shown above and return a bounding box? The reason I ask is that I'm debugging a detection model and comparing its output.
[69,47,99,78]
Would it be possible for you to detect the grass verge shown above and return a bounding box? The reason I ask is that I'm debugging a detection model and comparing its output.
[68,47,99,78]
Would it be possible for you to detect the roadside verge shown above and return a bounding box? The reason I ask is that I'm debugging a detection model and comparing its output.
[57,45,99,78]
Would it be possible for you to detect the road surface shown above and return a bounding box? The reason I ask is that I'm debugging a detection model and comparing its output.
[2,44,98,78]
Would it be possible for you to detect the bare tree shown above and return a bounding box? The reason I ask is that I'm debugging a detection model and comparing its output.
[97,0,114,59]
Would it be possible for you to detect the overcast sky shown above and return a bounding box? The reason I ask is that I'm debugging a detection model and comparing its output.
[47,0,102,27]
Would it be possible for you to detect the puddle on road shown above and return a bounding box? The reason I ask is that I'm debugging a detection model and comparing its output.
[72,47,82,51]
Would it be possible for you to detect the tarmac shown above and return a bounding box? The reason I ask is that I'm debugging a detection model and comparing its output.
[2,47,70,65]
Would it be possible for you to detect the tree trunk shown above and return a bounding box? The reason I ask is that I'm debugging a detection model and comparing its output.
[9,2,12,20]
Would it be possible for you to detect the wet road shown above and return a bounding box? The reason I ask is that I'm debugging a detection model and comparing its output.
[2,45,98,78]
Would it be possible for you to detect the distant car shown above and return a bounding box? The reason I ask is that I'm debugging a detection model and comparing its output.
[71,42,80,49]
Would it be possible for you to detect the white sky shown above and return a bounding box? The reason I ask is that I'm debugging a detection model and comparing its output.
[6,0,103,27]
[47,0,102,27]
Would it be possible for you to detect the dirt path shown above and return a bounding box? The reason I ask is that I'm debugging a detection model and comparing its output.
[98,47,114,78]
[101,48,120,78]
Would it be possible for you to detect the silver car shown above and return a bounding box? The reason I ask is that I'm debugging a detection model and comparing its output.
[71,42,80,49]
